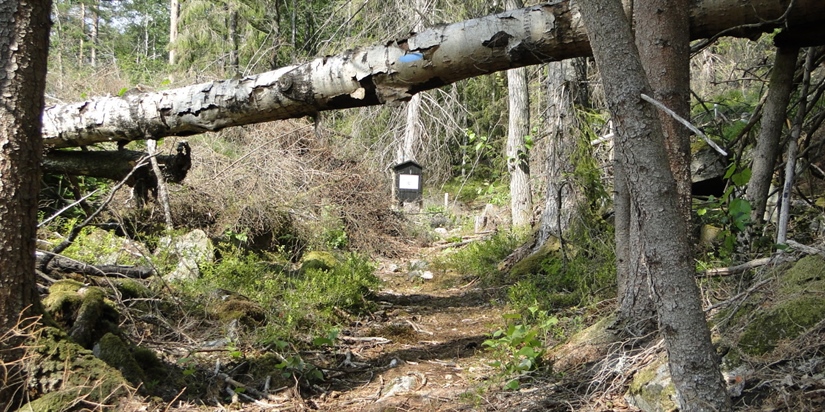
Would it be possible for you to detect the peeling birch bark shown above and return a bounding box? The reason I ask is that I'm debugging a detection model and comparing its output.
[41,0,825,148]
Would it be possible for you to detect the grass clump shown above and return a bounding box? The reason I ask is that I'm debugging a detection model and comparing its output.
[433,231,523,283]
[177,246,380,345]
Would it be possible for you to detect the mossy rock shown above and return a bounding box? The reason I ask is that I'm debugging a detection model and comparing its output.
[735,255,825,356]
[625,355,678,412]
[779,255,825,292]
[22,327,132,410]
[42,283,121,348]
[738,295,825,356]
[94,333,146,385]
[47,279,85,294]
[300,251,339,273]
[214,298,267,325]
[550,314,618,372]
[506,237,561,282]
[111,278,153,300]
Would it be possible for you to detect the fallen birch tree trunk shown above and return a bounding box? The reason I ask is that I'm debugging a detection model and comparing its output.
[42,0,825,148]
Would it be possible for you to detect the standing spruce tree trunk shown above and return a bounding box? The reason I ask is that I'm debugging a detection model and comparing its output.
[169,0,179,65]
[0,0,52,405]
[615,0,694,336]
[577,0,731,410]
[505,0,533,229]
[745,47,799,224]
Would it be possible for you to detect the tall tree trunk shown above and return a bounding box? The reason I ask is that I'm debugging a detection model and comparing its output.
[169,0,179,65]
[577,0,731,410]
[0,0,52,404]
[536,60,577,243]
[777,48,815,245]
[746,47,799,224]
[635,0,692,223]
[505,0,533,229]
[90,0,98,67]
[396,0,429,165]
[40,0,825,149]
[229,8,240,75]
[615,0,693,337]
[79,2,85,65]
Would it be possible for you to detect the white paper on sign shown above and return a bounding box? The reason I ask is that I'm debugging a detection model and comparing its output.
[398,174,420,190]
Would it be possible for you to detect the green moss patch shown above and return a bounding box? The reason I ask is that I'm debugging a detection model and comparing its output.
[94,333,146,385]
[738,295,825,356]
[214,298,267,324]
[300,250,339,272]
[626,356,677,412]
[42,283,121,348]
[22,327,132,410]
[734,255,825,356]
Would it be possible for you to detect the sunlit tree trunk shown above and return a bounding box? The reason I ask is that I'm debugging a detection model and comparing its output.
[505,0,533,229]
[745,47,799,224]
[536,60,577,243]
[396,0,430,165]
[90,0,98,68]
[229,8,240,75]
[578,0,731,409]
[169,0,179,65]
[0,0,52,404]
[79,2,85,64]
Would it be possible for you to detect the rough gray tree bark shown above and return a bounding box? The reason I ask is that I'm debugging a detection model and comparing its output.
[577,0,731,410]
[615,0,694,337]
[505,0,533,229]
[745,47,799,224]
[535,60,578,243]
[635,0,692,222]
[40,0,825,148]
[0,0,52,404]
[777,48,815,245]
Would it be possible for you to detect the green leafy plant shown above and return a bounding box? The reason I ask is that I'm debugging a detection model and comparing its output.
[696,163,753,258]
[483,307,558,389]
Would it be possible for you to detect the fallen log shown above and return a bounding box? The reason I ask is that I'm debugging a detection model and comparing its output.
[42,141,192,183]
[40,0,825,148]
[36,252,155,279]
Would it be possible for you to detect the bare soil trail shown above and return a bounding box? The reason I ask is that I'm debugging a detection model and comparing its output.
[312,255,508,411]
[301,252,628,412]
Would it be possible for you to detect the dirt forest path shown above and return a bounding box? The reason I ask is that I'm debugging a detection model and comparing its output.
[311,252,507,411]
[302,245,613,412]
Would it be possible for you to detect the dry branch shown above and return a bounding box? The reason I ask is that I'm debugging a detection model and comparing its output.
[786,239,825,258]
[40,0,825,148]
[35,252,155,279]
[699,257,772,277]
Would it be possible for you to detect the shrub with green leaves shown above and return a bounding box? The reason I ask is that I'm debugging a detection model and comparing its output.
[483,307,559,390]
